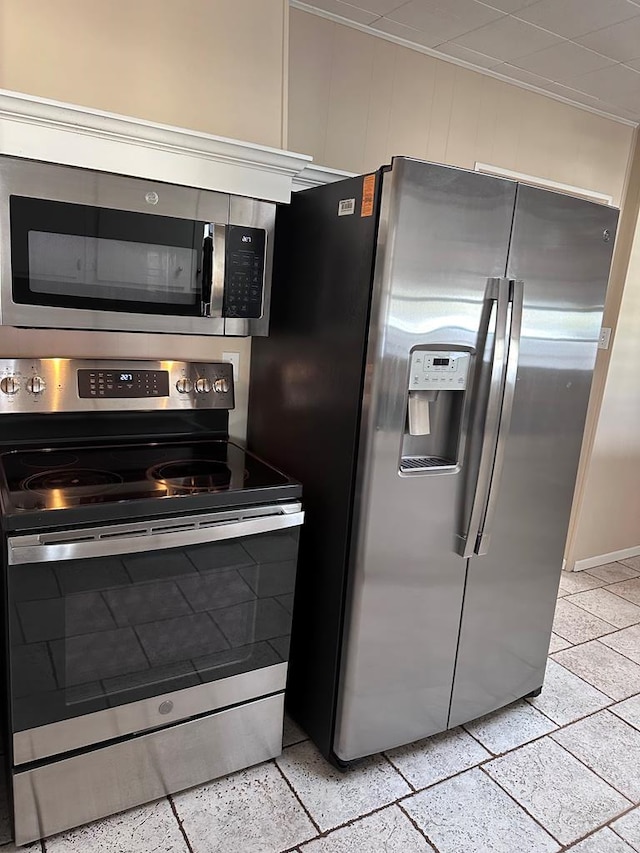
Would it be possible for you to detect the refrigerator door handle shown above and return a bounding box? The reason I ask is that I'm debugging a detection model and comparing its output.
[456,278,510,558]
[475,279,524,556]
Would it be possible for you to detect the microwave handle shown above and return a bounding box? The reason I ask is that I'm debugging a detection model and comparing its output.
[210,223,227,319]
[201,225,213,316]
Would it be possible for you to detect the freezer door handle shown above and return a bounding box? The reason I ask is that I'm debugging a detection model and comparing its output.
[456,278,510,558]
[475,279,523,555]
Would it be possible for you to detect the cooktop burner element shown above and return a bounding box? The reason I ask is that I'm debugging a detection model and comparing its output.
[23,469,124,496]
[148,459,232,493]
[21,452,79,469]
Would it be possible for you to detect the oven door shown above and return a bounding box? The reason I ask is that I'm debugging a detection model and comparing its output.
[7,501,303,765]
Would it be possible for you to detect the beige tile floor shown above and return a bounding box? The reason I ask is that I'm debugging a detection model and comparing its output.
[3,557,640,852]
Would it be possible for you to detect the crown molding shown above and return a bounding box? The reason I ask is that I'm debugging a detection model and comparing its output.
[0,89,312,202]
[292,163,355,190]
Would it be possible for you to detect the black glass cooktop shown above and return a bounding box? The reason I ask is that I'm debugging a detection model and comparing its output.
[0,440,292,515]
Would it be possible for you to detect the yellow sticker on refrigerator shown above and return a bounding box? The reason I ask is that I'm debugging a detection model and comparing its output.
[361,174,375,217]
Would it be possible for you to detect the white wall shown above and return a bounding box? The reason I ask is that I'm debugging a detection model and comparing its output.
[569,140,640,566]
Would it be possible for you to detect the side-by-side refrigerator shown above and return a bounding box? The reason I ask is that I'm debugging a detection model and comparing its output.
[249,158,618,765]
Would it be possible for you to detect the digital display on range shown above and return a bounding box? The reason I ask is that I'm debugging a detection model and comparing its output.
[78,369,170,398]
[433,358,450,366]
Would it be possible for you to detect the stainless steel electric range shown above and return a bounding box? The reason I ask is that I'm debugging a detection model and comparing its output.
[0,358,303,845]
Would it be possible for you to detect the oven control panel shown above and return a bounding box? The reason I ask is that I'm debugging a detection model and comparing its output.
[78,369,171,399]
[0,359,234,413]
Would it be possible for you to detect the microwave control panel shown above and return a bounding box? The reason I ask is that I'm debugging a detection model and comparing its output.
[409,350,471,391]
[223,225,266,320]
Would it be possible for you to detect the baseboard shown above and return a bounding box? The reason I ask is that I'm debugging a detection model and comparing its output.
[573,545,640,572]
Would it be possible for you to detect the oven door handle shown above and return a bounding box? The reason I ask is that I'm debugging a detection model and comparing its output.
[7,506,304,565]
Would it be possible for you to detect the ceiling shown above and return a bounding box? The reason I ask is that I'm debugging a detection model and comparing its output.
[293,0,640,123]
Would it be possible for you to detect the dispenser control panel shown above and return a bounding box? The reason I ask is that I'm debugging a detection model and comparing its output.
[409,350,470,391]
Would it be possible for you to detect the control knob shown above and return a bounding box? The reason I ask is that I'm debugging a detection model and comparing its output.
[195,377,212,394]
[0,376,19,395]
[26,376,46,394]
[213,378,230,394]
[175,378,193,394]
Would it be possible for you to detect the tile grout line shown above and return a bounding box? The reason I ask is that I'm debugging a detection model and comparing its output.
[561,592,640,630]
[553,802,640,853]
[610,822,639,851]
[273,759,323,837]
[460,723,500,757]
[551,638,640,679]
[480,752,639,852]
[380,750,417,792]
[483,733,636,842]
[547,715,640,804]
[586,639,640,670]
[167,794,195,853]
[395,800,445,853]
[476,763,565,847]
[585,566,640,581]
[277,788,441,847]
[526,698,613,729]
[552,618,619,646]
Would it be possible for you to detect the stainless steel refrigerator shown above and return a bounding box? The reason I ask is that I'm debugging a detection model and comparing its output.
[249,157,618,765]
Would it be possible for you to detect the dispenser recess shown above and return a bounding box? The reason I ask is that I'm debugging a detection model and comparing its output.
[401,349,471,473]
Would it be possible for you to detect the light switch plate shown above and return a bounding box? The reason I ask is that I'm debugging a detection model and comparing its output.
[598,327,612,350]
[222,351,240,379]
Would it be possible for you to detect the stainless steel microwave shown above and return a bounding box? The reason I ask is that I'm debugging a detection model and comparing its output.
[0,156,275,336]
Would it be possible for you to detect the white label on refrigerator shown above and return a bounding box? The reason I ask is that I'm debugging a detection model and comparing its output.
[338,198,356,216]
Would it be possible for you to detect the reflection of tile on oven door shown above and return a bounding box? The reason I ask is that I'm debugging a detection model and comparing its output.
[65,681,107,706]
[242,532,299,563]
[12,643,57,696]
[19,593,116,643]
[212,598,291,648]
[103,580,192,627]
[102,660,200,705]
[239,560,296,597]
[54,557,129,594]
[269,636,290,660]
[177,570,255,612]
[135,612,229,666]
[10,603,25,645]
[11,564,60,601]
[187,541,256,573]
[50,627,149,686]
[123,551,195,583]
[276,594,294,614]
[13,685,108,732]
[194,641,283,683]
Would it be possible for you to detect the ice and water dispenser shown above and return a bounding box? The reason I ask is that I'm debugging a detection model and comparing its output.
[401,348,471,473]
